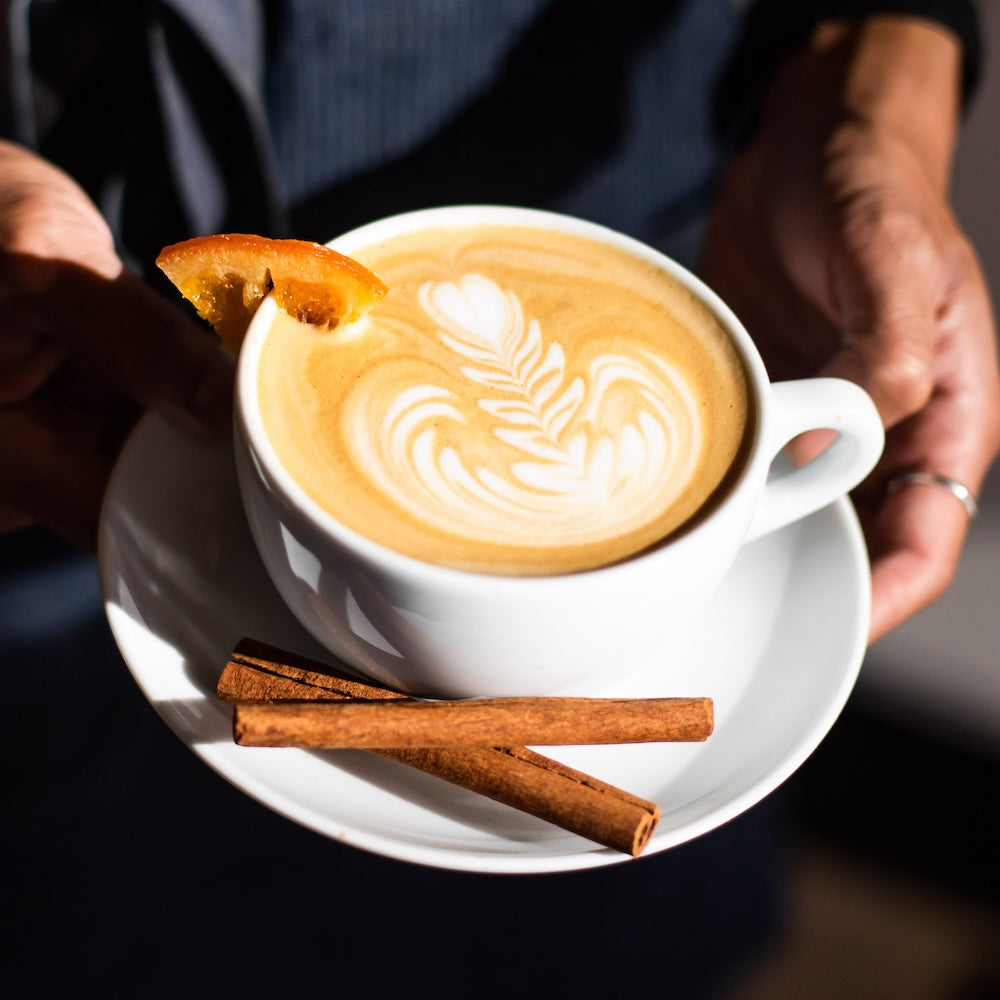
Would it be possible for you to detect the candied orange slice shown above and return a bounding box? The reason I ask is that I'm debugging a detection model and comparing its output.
[155,233,387,352]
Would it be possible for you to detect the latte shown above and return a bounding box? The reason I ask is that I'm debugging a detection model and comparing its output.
[257,223,750,574]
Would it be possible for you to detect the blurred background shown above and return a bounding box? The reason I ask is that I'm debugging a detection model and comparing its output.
[729,3,1000,996]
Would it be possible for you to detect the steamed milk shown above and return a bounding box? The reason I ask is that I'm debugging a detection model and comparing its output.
[257,224,750,574]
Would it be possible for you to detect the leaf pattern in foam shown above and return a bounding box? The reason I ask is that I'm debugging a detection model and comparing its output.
[420,276,590,469]
[376,274,702,536]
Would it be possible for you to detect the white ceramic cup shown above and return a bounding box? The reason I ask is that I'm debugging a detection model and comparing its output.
[235,206,884,698]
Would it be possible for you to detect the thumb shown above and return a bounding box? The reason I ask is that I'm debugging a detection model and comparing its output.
[8,254,235,435]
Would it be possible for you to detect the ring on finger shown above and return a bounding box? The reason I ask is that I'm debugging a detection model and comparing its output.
[886,471,979,520]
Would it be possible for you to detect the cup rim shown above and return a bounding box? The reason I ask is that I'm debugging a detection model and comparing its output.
[236,204,771,588]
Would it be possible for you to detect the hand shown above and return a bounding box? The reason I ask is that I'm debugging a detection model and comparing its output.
[701,18,1000,641]
[0,141,234,550]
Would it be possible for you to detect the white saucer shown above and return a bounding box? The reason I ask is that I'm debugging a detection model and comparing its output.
[98,414,871,874]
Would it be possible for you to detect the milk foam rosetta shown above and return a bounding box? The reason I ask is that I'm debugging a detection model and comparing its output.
[258,224,750,574]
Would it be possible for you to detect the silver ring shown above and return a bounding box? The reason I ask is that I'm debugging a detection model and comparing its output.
[887,471,979,519]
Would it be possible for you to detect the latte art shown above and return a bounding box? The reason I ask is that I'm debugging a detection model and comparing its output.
[363,273,702,545]
[258,224,749,574]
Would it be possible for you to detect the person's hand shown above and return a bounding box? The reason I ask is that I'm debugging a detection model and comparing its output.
[701,18,1000,641]
[0,140,234,550]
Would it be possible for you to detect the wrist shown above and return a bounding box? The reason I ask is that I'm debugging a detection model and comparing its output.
[808,17,962,191]
[714,1,981,164]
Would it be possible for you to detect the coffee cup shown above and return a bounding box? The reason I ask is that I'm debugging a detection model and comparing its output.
[234,206,883,697]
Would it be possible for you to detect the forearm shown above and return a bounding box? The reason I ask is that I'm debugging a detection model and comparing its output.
[714,0,980,170]
[737,13,972,294]
[787,17,963,193]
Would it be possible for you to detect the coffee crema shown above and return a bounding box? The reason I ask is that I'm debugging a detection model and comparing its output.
[257,223,749,574]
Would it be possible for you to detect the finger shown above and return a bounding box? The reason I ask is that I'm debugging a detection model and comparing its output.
[0,325,68,402]
[864,476,970,642]
[821,330,931,432]
[6,257,234,435]
[822,244,938,431]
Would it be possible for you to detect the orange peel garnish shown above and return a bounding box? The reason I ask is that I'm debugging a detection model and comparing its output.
[156,233,387,352]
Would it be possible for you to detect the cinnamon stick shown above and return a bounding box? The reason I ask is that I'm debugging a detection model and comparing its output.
[232,696,714,749]
[219,638,663,857]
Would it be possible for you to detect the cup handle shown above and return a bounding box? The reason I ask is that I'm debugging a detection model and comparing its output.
[744,378,884,542]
